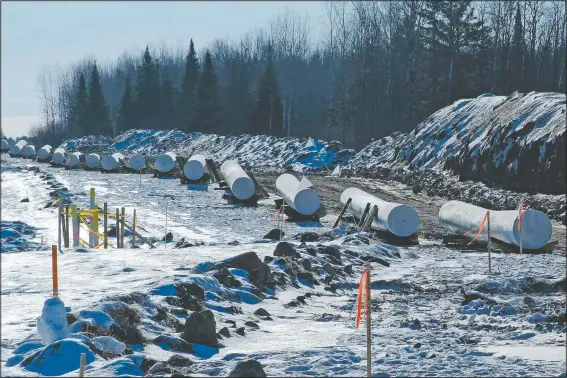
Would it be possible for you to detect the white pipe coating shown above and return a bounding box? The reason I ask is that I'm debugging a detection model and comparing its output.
[276,174,321,215]
[52,148,66,165]
[101,153,124,171]
[22,145,36,157]
[156,152,176,173]
[438,200,551,250]
[37,145,52,160]
[86,153,101,168]
[220,160,255,200]
[183,154,207,180]
[340,187,420,237]
[67,152,83,167]
[128,154,146,171]
[10,140,27,155]
[1,139,10,151]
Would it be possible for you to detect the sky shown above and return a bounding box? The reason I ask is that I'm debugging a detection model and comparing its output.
[1,1,325,138]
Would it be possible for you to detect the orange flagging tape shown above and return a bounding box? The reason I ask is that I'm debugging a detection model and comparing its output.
[467,212,489,246]
[355,269,369,328]
[273,209,281,225]
[518,203,525,230]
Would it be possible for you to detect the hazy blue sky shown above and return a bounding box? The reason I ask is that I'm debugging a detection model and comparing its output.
[1,1,325,138]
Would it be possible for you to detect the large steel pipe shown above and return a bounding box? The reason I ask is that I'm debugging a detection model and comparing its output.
[1,139,11,151]
[340,187,420,237]
[220,160,255,200]
[52,148,66,165]
[22,145,36,158]
[101,153,124,171]
[86,153,101,168]
[67,152,84,167]
[183,154,207,180]
[10,140,27,155]
[276,174,321,216]
[37,145,52,160]
[128,154,146,171]
[155,152,176,173]
[439,200,551,250]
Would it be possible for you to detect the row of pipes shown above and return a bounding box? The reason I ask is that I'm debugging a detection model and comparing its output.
[3,140,552,250]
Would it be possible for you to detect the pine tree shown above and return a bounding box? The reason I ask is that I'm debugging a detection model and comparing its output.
[135,46,160,129]
[180,39,199,132]
[88,62,111,136]
[194,51,223,134]
[509,5,524,93]
[118,77,134,134]
[250,44,283,136]
[160,73,177,130]
[72,73,89,136]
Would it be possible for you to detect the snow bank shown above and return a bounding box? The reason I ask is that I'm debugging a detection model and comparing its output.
[22,338,96,376]
[346,92,566,195]
[1,221,38,252]
[36,297,70,344]
[60,129,354,173]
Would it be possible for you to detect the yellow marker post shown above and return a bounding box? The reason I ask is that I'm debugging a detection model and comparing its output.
[89,188,95,247]
[51,245,59,297]
[93,204,99,247]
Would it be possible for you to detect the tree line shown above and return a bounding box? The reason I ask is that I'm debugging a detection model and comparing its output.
[31,1,566,150]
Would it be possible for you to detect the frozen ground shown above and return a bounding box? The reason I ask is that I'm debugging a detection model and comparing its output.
[1,154,566,377]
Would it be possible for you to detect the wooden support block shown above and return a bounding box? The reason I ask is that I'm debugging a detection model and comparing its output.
[333,197,352,229]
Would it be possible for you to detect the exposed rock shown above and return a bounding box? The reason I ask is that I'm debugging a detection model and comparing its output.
[275,257,288,266]
[523,296,536,307]
[245,321,259,329]
[413,342,422,349]
[162,232,173,242]
[166,296,204,312]
[274,241,298,257]
[264,228,285,240]
[20,198,30,203]
[254,308,271,317]
[297,271,317,285]
[343,264,353,275]
[360,255,390,267]
[263,256,274,264]
[214,268,242,288]
[181,310,222,348]
[300,258,312,271]
[305,248,317,257]
[319,246,341,261]
[235,327,246,336]
[295,232,320,242]
[218,327,231,338]
[323,263,338,276]
[175,282,205,300]
[228,359,267,377]
[225,320,236,328]
[152,335,193,353]
[213,252,271,285]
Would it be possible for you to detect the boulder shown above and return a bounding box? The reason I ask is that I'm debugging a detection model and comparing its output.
[264,228,285,240]
[273,242,297,257]
[228,359,267,377]
[152,335,193,353]
[181,310,222,348]
[213,268,242,288]
[167,354,193,368]
[235,327,246,336]
[218,327,231,338]
[297,271,317,285]
[162,232,174,242]
[319,246,341,261]
[295,232,320,242]
[323,263,338,276]
[300,258,312,271]
[254,308,271,317]
[175,282,205,300]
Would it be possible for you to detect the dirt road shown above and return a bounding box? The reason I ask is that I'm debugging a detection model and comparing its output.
[255,172,566,255]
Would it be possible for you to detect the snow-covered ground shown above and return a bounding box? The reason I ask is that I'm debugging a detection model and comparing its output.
[1,153,565,377]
